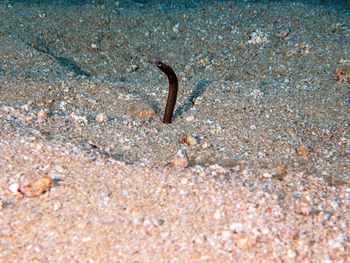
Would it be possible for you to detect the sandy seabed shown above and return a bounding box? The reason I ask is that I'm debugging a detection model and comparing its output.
[0,0,349,262]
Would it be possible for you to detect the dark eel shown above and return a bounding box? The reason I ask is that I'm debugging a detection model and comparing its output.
[156,62,179,124]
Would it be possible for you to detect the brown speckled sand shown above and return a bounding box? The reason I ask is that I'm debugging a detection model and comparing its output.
[0,0,349,262]
[1,133,349,262]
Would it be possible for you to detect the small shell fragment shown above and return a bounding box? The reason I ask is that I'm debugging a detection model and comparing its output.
[171,157,188,168]
[334,68,350,84]
[70,113,88,126]
[96,113,108,123]
[185,115,195,122]
[19,177,52,198]
[53,201,62,211]
[37,109,47,124]
[297,201,312,216]
[137,109,156,119]
[297,145,309,157]
[181,134,197,146]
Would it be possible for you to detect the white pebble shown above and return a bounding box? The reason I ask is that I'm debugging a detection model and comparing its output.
[82,236,92,242]
[172,23,180,33]
[221,230,231,240]
[9,183,19,193]
[214,209,221,219]
[230,222,243,232]
[181,178,188,184]
[53,201,62,211]
[96,113,108,123]
[201,142,209,149]
[262,171,273,178]
[59,101,67,112]
[287,249,296,258]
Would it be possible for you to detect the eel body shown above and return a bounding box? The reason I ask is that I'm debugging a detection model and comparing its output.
[156,62,178,124]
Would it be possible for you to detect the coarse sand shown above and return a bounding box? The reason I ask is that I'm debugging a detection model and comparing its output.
[0,0,349,261]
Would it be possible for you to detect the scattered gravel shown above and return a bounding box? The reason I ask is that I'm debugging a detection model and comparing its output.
[0,133,349,262]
